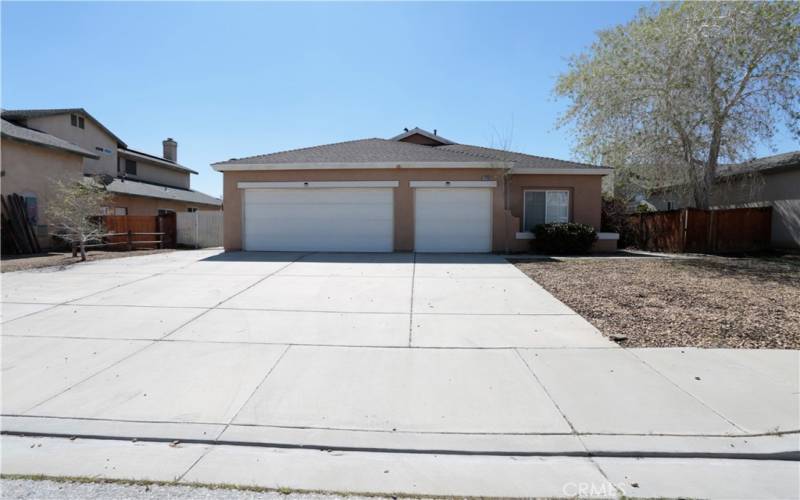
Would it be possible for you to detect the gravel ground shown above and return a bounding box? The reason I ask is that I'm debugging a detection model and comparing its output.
[0,478,388,500]
[514,254,800,349]
[1,249,174,273]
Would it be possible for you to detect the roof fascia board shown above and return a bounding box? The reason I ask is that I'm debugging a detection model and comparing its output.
[511,167,613,175]
[238,181,400,189]
[409,180,497,188]
[213,161,510,172]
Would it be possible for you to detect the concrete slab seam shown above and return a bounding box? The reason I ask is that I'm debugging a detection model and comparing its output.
[625,349,747,433]
[407,252,416,348]
[215,344,292,440]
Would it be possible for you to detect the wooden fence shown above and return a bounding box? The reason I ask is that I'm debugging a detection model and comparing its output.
[99,213,177,250]
[629,207,772,253]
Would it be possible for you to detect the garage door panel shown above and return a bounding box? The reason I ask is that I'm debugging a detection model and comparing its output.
[414,189,492,253]
[244,188,393,252]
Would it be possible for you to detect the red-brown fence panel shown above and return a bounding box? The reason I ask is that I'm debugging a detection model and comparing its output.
[629,207,772,254]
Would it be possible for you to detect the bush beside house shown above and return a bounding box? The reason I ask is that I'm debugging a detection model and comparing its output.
[533,223,597,254]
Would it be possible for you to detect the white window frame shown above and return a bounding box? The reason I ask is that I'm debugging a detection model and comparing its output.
[522,189,570,231]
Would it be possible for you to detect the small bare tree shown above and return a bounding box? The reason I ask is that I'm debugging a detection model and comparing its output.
[46,178,111,261]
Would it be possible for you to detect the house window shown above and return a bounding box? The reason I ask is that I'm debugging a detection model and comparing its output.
[22,194,38,225]
[158,209,176,215]
[114,207,128,216]
[124,159,137,176]
[523,190,570,231]
[187,207,198,213]
[70,114,84,129]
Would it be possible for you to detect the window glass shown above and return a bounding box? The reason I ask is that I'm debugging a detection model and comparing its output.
[23,195,38,225]
[125,159,137,175]
[114,207,128,216]
[70,114,77,126]
[78,116,85,129]
[187,207,198,213]
[524,191,546,231]
[524,190,570,231]
[546,191,569,223]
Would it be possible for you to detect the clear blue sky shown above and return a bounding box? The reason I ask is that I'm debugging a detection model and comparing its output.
[3,2,797,198]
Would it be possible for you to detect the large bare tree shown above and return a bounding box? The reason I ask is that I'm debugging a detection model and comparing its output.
[46,178,111,261]
[556,2,800,208]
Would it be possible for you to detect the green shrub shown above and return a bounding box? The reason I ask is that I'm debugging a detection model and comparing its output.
[533,223,597,254]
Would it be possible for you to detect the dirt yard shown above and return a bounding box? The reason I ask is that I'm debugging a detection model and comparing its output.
[1,249,174,273]
[514,254,800,349]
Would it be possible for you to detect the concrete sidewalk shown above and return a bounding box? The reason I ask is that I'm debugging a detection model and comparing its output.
[2,249,798,498]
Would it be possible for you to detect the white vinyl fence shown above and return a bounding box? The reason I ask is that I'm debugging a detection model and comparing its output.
[176,211,223,248]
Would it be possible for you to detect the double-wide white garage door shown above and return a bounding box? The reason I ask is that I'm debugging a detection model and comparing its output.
[242,186,492,252]
[244,188,394,252]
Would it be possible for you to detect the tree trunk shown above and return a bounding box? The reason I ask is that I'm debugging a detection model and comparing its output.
[79,241,87,261]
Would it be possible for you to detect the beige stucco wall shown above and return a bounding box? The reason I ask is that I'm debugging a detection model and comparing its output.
[222,168,606,252]
[0,138,86,248]
[118,155,191,189]
[25,114,118,177]
[107,194,221,216]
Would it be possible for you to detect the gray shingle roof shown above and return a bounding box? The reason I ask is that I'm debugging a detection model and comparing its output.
[718,151,800,177]
[119,148,198,174]
[1,118,99,159]
[106,178,222,206]
[438,144,606,170]
[216,138,495,166]
[213,132,608,171]
[1,108,127,147]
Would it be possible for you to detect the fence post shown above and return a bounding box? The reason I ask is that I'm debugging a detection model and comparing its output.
[127,230,133,251]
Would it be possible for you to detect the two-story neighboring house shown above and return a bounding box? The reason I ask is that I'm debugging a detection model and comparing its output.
[1,108,221,235]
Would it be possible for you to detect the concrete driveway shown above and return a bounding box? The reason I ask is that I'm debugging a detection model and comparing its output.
[2,250,798,496]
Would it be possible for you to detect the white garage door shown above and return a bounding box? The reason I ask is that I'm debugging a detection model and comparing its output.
[414,188,492,252]
[243,188,394,252]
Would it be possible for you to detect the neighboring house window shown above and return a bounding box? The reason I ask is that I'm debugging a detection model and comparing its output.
[22,194,38,225]
[70,114,84,129]
[114,207,128,216]
[523,190,570,231]
[125,159,137,176]
[187,207,198,213]
[100,207,111,215]
[158,209,176,215]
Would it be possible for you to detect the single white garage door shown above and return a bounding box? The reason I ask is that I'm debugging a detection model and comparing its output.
[243,188,394,252]
[414,188,492,252]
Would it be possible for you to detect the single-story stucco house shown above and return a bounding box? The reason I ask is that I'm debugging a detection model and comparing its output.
[212,128,615,253]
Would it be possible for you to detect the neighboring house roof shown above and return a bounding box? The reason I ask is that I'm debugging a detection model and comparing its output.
[213,130,610,174]
[717,151,800,177]
[1,108,128,148]
[119,147,199,174]
[1,118,99,159]
[105,178,222,206]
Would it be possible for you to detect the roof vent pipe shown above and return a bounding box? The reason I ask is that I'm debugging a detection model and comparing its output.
[434,129,437,135]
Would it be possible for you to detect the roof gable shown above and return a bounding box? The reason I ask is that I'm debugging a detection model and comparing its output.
[1,118,99,159]
[1,108,127,148]
[390,127,453,146]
